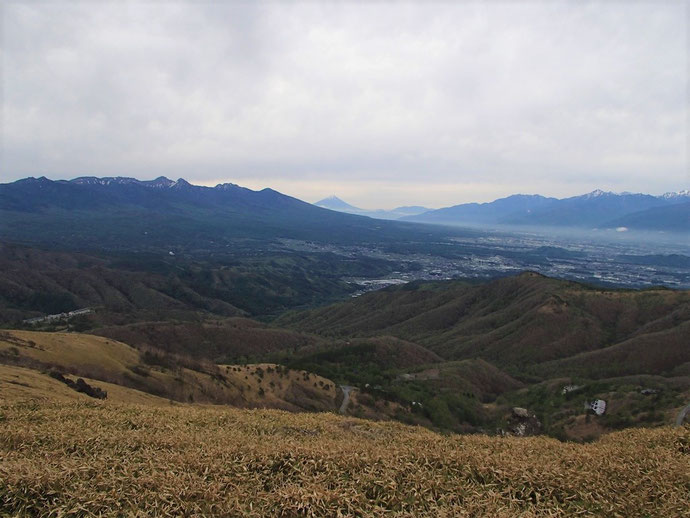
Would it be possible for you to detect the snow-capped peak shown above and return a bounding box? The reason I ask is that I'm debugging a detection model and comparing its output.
[70,176,192,189]
[215,182,240,190]
[661,189,690,199]
[582,189,611,198]
[146,177,175,188]
[71,176,142,186]
[168,178,192,189]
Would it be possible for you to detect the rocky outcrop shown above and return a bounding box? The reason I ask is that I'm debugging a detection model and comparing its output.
[49,371,107,399]
[507,407,542,436]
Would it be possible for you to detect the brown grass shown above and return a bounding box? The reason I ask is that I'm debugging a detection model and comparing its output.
[0,364,174,406]
[1,398,688,517]
[0,330,339,412]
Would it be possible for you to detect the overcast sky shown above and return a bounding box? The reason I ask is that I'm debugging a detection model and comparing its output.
[2,1,688,209]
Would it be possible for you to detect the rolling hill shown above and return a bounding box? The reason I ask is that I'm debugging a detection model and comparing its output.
[276,272,690,376]
[2,314,687,510]
[0,329,340,411]
[270,272,690,438]
[0,242,401,322]
[92,318,321,362]
[3,268,689,440]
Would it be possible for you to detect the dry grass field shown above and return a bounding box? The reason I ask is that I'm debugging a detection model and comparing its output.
[1,397,688,517]
[0,364,173,406]
[0,330,339,412]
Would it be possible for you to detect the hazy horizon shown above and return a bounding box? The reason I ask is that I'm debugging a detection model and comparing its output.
[6,173,689,212]
[2,1,688,209]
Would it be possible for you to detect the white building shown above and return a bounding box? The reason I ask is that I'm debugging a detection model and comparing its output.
[586,399,607,415]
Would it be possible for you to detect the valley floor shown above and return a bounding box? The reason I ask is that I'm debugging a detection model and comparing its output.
[1,397,688,517]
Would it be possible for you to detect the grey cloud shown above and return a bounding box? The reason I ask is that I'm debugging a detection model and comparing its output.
[1,1,687,207]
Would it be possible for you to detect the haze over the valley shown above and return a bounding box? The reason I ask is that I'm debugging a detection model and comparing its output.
[2,2,687,209]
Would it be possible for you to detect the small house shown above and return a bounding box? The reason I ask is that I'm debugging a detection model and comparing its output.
[585,399,606,416]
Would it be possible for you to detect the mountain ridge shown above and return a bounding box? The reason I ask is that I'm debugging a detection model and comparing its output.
[276,271,690,374]
[0,176,460,251]
[403,189,689,231]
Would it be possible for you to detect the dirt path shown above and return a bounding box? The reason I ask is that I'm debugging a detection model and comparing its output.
[675,404,690,426]
[339,385,354,414]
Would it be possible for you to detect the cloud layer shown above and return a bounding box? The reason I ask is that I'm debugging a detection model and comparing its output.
[2,2,687,208]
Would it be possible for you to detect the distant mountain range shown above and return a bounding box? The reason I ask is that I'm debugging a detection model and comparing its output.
[315,195,430,220]
[2,176,687,257]
[0,176,460,252]
[401,189,689,232]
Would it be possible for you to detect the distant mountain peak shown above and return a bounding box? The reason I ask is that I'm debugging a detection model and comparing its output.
[170,178,192,189]
[582,189,611,198]
[315,196,362,212]
[215,182,239,190]
[320,195,347,204]
[147,177,175,188]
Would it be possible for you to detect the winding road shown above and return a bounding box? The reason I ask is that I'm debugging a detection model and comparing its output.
[675,404,690,427]
[339,385,354,414]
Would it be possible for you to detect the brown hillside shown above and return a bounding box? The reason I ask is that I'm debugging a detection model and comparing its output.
[0,364,173,406]
[278,273,690,371]
[434,359,523,401]
[292,336,444,370]
[0,330,337,412]
[0,243,244,323]
[357,336,444,367]
[92,318,321,361]
[534,320,690,378]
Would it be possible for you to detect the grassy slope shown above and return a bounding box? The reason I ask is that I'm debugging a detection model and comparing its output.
[0,364,173,406]
[0,330,338,412]
[1,399,688,517]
